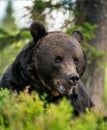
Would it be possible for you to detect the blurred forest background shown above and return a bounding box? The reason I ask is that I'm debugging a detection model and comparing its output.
[0,0,107,109]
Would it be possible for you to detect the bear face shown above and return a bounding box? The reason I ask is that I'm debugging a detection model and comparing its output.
[30,22,86,96]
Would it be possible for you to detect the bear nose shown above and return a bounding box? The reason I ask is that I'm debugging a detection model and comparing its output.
[68,74,79,85]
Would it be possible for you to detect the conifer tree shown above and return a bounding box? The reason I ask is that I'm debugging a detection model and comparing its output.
[0,0,17,32]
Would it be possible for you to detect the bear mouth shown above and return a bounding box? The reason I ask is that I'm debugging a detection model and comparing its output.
[53,79,78,96]
[56,84,77,96]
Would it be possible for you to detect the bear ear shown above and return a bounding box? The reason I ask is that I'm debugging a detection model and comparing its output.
[30,21,47,42]
[72,30,84,44]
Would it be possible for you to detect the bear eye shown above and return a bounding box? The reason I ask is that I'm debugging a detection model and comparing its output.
[73,57,79,65]
[55,56,63,63]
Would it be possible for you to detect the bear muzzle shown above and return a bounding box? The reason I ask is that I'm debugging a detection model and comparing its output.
[67,73,79,86]
[54,74,79,96]
[56,84,78,96]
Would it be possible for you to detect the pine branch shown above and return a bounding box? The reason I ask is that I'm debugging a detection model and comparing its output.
[0,28,30,50]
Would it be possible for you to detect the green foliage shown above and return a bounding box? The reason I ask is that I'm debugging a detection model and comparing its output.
[0,28,31,50]
[0,29,31,76]
[0,89,72,130]
[67,22,97,40]
[29,0,74,25]
[0,89,106,130]
[0,0,17,33]
[0,39,30,76]
[30,0,58,22]
[104,69,107,103]
[83,42,107,65]
[0,27,31,76]
[70,109,107,130]
[0,0,32,77]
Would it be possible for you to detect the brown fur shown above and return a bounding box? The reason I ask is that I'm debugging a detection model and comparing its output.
[0,21,93,116]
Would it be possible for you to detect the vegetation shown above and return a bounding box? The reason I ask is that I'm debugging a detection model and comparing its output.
[0,89,106,130]
[0,0,107,129]
[0,0,31,76]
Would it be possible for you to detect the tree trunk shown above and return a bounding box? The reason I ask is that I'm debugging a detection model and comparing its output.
[76,0,107,108]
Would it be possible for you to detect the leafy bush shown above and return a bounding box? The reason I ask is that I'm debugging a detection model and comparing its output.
[0,89,106,130]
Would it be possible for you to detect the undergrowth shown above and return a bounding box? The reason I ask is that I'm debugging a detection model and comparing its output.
[0,89,106,130]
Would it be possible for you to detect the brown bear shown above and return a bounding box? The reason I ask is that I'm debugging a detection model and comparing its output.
[0,21,94,116]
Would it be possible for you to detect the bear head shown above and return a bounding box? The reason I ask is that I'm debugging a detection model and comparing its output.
[30,21,86,96]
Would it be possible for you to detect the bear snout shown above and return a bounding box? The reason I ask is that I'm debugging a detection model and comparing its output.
[53,74,79,95]
[67,73,79,86]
